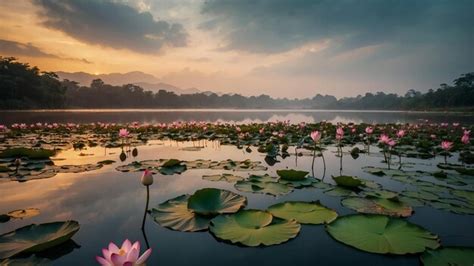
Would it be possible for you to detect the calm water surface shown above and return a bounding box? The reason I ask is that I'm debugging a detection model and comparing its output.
[1,110,473,265]
[1,109,474,124]
[0,140,473,265]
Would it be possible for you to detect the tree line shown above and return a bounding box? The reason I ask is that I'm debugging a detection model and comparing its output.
[1,57,473,110]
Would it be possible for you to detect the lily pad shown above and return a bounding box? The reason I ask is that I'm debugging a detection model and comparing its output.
[150,194,212,232]
[332,175,363,188]
[235,179,293,196]
[276,169,309,181]
[187,188,246,216]
[341,197,413,217]
[202,173,244,183]
[0,221,80,259]
[209,210,301,247]
[326,214,439,255]
[268,201,338,224]
[421,246,474,266]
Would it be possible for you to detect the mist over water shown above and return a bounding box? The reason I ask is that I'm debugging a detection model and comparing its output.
[1,109,474,125]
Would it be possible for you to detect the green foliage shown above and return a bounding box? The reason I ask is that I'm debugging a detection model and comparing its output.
[326,214,440,255]
[0,221,80,259]
[0,57,66,109]
[0,148,55,159]
[1,57,473,110]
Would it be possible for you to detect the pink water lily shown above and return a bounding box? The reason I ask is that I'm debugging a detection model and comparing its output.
[119,128,129,138]
[461,134,470,144]
[396,130,405,138]
[310,131,321,143]
[441,141,453,151]
[379,134,391,144]
[96,239,151,266]
[365,126,373,134]
[336,127,344,136]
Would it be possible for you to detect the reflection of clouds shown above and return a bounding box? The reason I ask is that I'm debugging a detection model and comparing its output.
[1,110,473,125]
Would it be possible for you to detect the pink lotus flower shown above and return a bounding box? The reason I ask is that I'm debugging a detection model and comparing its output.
[119,128,129,138]
[310,131,321,143]
[461,134,470,145]
[96,239,151,266]
[379,134,390,144]
[0,125,5,131]
[396,130,405,138]
[336,127,344,136]
[365,127,373,134]
[453,123,459,127]
[236,127,241,133]
[441,141,453,151]
[259,128,264,134]
[388,139,396,147]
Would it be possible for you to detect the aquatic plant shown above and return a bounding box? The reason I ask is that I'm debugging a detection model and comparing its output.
[96,239,151,266]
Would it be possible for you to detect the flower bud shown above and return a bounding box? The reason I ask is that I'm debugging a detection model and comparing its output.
[141,169,153,186]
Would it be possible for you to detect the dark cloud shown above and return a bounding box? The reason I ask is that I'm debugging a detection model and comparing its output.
[34,0,188,54]
[0,39,58,58]
[200,0,474,54]
[0,39,93,64]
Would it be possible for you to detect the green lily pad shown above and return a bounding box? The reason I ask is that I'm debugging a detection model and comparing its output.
[326,214,439,254]
[276,169,309,181]
[187,188,247,216]
[324,187,358,197]
[332,175,363,188]
[209,210,301,247]
[268,201,338,224]
[0,221,80,259]
[235,179,293,196]
[159,163,187,175]
[341,197,413,217]
[401,190,439,201]
[0,148,55,160]
[150,194,212,232]
[202,173,244,183]
[421,246,474,266]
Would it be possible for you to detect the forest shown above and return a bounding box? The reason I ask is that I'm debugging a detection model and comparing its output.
[1,57,473,110]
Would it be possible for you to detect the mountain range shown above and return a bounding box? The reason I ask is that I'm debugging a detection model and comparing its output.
[55,71,209,95]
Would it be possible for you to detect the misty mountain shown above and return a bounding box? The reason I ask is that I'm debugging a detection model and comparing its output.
[55,71,205,95]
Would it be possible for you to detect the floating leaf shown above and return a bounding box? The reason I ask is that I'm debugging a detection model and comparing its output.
[276,169,308,181]
[235,180,292,196]
[341,197,413,217]
[332,175,363,188]
[202,173,244,183]
[326,214,439,255]
[324,187,358,197]
[401,190,439,201]
[209,210,301,247]
[268,201,338,224]
[0,221,80,259]
[187,188,246,216]
[150,195,211,232]
[421,246,474,266]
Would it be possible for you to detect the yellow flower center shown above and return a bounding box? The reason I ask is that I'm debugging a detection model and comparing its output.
[118,249,126,256]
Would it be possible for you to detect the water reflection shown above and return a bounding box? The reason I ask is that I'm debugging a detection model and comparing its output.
[0,140,473,265]
[1,109,473,124]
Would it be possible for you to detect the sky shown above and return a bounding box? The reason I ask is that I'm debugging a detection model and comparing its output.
[0,0,473,98]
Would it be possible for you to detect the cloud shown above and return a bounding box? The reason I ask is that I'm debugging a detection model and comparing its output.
[0,39,93,64]
[34,0,188,54]
[200,0,474,55]
[0,39,57,58]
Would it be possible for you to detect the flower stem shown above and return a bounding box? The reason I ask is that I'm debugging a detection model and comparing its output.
[141,185,150,230]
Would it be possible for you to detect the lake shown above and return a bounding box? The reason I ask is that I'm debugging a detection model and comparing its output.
[1,109,474,125]
[0,111,473,265]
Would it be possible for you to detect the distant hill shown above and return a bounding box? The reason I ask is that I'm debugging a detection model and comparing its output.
[56,71,204,95]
